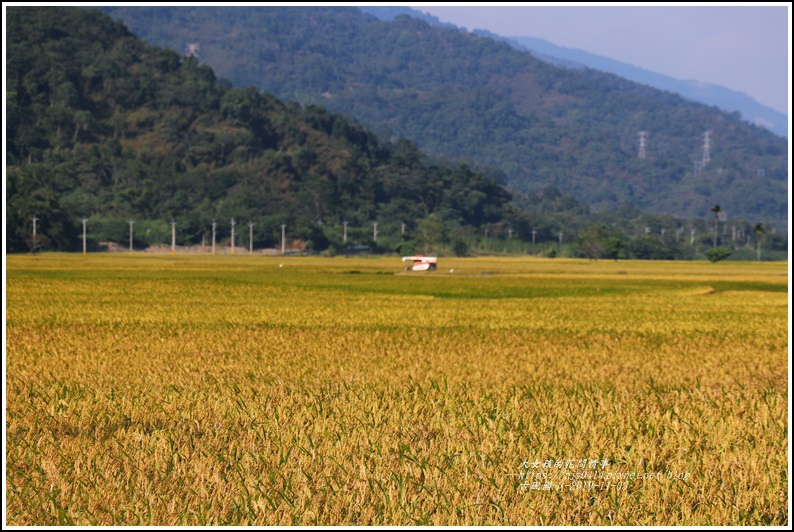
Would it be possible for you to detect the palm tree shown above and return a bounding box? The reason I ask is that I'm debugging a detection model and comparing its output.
[710,205,722,248]
[753,223,766,262]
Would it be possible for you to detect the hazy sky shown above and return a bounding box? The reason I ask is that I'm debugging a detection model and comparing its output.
[409,3,790,116]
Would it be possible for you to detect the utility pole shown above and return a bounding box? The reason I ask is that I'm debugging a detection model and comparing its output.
[401,222,406,240]
[128,219,134,255]
[343,221,348,244]
[754,224,765,262]
[373,222,378,242]
[171,220,176,256]
[31,216,38,253]
[531,230,536,245]
[230,218,236,255]
[211,221,217,255]
[81,218,88,256]
[248,222,254,255]
[281,224,286,255]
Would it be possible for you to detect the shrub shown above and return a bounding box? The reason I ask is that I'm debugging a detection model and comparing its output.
[705,247,732,263]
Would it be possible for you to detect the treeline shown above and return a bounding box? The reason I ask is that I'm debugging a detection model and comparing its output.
[99,6,789,225]
[17,206,788,262]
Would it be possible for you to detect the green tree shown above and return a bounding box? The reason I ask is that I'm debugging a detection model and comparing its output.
[417,214,447,254]
[452,239,469,257]
[704,247,731,263]
[574,223,624,261]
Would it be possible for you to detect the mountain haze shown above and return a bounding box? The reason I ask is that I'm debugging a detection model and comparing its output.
[98,6,788,227]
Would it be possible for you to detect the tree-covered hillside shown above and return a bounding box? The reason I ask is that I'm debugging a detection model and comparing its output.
[5,7,515,253]
[98,6,789,225]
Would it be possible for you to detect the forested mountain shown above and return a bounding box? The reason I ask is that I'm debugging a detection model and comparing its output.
[97,6,788,226]
[361,6,788,138]
[5,7,517,253]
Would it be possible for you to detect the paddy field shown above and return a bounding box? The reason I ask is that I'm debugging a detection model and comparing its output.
[4,254,789,525]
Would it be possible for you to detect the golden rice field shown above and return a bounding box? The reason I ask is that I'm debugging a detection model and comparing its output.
[4,253,789,526]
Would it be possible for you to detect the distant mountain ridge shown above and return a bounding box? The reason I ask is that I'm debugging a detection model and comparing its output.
[359,6,460,30]
[492,33,788,139]
[364,7,787,138]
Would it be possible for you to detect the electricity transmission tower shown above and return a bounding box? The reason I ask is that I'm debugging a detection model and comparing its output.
[702,130,712,165]
[638,131,648,159]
